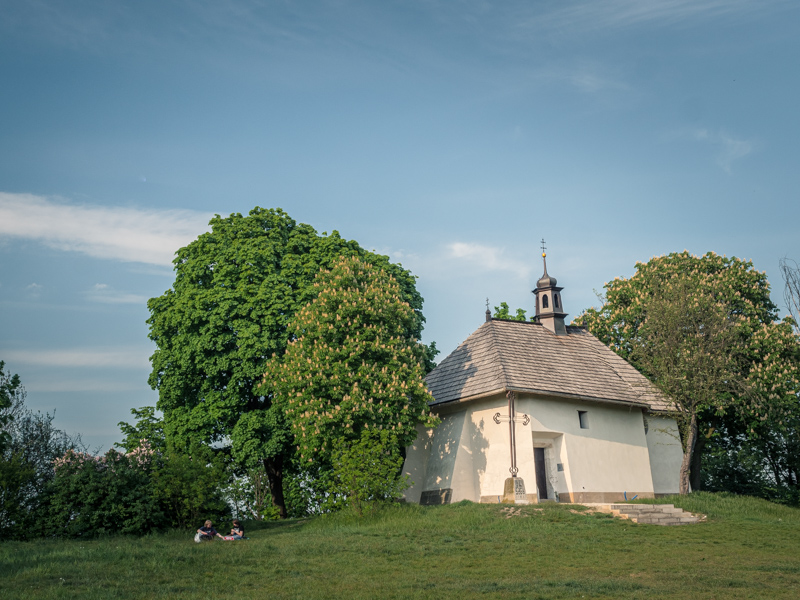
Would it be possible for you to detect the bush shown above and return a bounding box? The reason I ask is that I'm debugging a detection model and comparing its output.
[44,445,164,537]
[1,363,83,539]
[151,443,230,529]
[328,429,408,516]
[41,441,230,538]
[0,452,36,539]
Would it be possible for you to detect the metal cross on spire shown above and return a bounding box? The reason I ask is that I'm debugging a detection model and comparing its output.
[493,391,530,477]
[540,238,548,274]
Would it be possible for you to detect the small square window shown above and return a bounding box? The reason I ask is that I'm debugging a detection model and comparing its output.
[578,410,589,429]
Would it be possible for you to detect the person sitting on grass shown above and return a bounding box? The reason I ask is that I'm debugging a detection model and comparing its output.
[229,519,244,540]
[223,519,245,541]
[196,520,224,542]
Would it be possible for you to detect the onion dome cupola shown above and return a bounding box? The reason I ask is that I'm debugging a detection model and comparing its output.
[532,239,568,335]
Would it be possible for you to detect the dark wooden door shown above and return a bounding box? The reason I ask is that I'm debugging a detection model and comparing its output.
[534,447,548,500]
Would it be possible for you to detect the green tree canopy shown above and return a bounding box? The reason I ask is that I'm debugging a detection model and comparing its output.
[578,251,778,360]
[147,207,433,517]
[493,302,527,321]
[116,406,166,453]
[264,257,438,484]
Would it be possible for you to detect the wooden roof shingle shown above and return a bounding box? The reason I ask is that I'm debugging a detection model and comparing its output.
[425,319,672,412]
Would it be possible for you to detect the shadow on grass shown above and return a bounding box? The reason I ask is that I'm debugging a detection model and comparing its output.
[241,517,312,537]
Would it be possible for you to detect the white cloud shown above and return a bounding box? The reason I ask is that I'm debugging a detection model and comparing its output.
[447,242,532,280]
[85,283,148,305]
[0,193,212,266]
[25,282,43,299]
[1,347,151,369]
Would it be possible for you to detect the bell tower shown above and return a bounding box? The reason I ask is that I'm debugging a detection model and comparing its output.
[532,239,568,335]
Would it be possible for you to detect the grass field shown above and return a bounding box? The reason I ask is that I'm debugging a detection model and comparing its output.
[1,492,799,599]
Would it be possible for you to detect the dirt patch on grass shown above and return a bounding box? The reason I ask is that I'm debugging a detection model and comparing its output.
[499,507,543,519]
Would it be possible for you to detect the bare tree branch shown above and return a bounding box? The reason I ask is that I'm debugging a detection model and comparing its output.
[780,257,800,332]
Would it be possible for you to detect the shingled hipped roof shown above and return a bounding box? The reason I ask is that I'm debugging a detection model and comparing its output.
[426,319,673,412]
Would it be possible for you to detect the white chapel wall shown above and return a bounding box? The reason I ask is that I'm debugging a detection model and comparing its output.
[463,395,537,503]
[525,396,656,502]
[403,394,680,505]
[402,423,432,504]
[645,414,683,495]
[407,409,481,502]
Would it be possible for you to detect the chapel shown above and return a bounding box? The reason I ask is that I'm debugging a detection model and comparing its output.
[403,249,683,505]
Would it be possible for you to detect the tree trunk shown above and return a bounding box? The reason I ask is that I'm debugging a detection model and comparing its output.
[689,430,707,492]
[263,456,287,519]
[762,439,783,488]
[679,414,699,495]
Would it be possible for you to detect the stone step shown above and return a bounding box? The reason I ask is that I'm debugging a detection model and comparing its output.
[610,507,679,514]
[631,514,699,523]
[609,503,677,512]
[614,507,684,517]
[590,502,703,526]
[634,517,693,526]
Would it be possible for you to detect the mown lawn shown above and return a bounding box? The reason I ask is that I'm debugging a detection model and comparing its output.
[1,492,798,599]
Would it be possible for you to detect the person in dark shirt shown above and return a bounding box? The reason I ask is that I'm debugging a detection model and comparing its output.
[230,519,244,540]
[196,520,223,541]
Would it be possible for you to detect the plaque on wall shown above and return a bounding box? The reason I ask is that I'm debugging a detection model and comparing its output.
[419,488,452,506]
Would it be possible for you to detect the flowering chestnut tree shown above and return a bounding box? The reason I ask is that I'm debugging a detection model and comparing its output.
[264,256,438,495]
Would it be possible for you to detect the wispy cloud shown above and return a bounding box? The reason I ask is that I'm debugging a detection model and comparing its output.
[84,283,148,305]
[24,379,145,393]
[668,128,755,172]
[447,242,532,280]
[1,347,151,369]
[524,0,775,34]
[0,193,212,265]
[568,70,628,94]
[694,129,754,172]
[534,60,633,100]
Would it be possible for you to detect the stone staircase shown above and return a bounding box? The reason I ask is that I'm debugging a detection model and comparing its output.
[596,503,703,526]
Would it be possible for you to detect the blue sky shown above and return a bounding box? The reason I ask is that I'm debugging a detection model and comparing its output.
[1,0,798,451]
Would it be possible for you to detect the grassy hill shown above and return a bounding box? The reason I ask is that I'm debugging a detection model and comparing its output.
[1,492,798,599]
